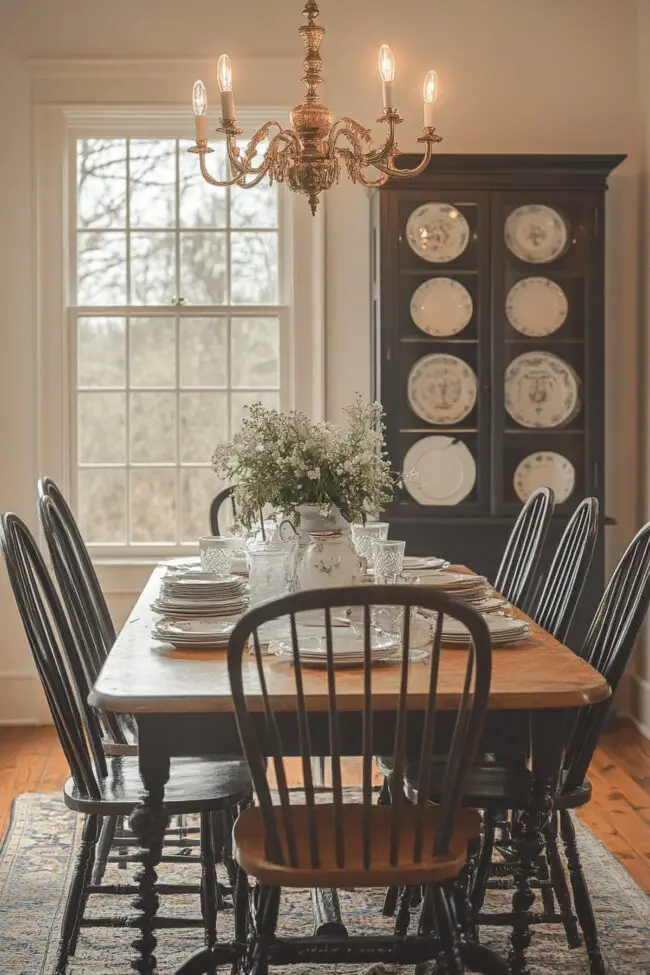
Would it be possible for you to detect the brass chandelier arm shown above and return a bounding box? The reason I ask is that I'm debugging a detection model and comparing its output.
[361,114,402,168]
[198,150,253,187]
[372,134,438,179]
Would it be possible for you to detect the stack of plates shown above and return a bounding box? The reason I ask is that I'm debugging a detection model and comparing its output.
[271,630,403,668]
[410,571,493,606]
[403,556,447,572]
[152,571,249,619]
[436,614,531,649]
[153,619,237,651]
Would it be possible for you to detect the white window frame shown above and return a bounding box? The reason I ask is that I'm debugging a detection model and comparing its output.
[34,75,324,563]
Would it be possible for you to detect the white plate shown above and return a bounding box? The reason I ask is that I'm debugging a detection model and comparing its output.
[273,631,399,657]
[407,354,478,426]
[505,205,568,264]
[403,436,476,506]
[505,352,581,429]
[514,451,576,504]
[403,556,446,570]
[506,277,568,337]
[406,203,470,264]
[410,278,473,336]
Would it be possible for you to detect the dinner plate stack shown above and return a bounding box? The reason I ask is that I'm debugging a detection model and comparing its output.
[271,630,405,668]
[410,570,493,606]
[152,571,249,619]
[153,619,237,651]
[435,613,531,649]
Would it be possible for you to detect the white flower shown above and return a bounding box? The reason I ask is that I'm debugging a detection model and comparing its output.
[307,468,320,480]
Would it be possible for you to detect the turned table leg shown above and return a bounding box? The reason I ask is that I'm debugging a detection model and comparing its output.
[129,716,171,975]
[508,710,565,975]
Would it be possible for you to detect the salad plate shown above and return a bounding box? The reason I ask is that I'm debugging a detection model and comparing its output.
[514,451,576,503]
[406,203,470,263]
[407,354,477,426]
[410,277,473,336]
[505,204,568,264]
[506,277,568,337]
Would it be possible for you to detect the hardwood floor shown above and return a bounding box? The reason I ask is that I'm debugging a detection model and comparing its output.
[0,719,648,892]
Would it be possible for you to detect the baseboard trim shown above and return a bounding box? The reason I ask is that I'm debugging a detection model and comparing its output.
[0,673,47,725]
[619,671,650,739]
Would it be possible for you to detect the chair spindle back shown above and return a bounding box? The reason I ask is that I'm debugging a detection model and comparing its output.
[533,497,599,642]
[495,486,555,610]
[209,486,237,536]
[227,585,492,870]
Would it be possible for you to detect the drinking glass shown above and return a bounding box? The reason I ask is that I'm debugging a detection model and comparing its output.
[248,542,290,642]
[373,539,406,581]
[351,522,389,569]
[199,536,237,576]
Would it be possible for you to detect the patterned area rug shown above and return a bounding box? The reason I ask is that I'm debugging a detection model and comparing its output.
[0,793,648,973]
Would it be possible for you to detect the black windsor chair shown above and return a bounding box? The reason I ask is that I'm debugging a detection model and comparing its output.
[171,584,509,975]
[209,486,237,536]
[0,512,252,975]
[494,486,555,611]
[430,519,650,975]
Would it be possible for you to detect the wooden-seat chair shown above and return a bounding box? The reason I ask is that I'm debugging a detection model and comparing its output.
[172,584,508,975]
[0,512,252,975]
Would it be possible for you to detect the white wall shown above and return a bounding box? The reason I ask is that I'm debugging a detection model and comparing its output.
[0,0,643,722]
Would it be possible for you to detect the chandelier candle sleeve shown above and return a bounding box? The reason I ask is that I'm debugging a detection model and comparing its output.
[192,80,208,141]
[423,70,438,128]
[378,44,396,108]
[217,54,236,120]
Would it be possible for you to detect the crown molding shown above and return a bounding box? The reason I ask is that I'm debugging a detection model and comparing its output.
[27,57,300,81]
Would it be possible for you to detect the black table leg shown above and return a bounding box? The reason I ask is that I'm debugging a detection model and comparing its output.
[508,709,565,975]
[130,716,171,974]
[310,888,349,936]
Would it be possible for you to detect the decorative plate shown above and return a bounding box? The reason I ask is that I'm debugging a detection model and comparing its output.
[406,203,470,264]
[506,277,568,337]
[407,354,478,426]
[410,277,473,336]
[505,204,569,264]
[403,436,476,506]
[504,352,581,429]
[514,452,576,504]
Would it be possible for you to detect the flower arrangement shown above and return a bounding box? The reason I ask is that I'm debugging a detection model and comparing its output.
[212,396,399,529]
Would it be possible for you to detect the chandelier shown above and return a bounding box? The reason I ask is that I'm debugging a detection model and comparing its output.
[190,0,442,214]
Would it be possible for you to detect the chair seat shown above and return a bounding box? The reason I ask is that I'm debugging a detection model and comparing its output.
[64,756,251,815]
[233,802,481,888]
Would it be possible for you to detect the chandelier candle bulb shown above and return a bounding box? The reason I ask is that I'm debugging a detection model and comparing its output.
[217,54,236,119]
[378,44,396,108]
[423,70,438,128]
[192,80,208,141]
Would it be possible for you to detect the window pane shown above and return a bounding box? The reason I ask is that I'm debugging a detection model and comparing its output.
[78,469,126,544]
[77,138,127,230]
[130,392,177,463]
[129,139,176,229]
[130,232,176,305]
[181,468,228,542]
[180,233,227,304]
[131,469,177,543]
[230,391,280,436]
[179,140,227,229]
[78,392,126,463]
[180,392,228,463]
[77,231,127,305]
[230,181,278,229]
[130,318,176,388]
[78,317,126,387]
[180,318,228,388]
[231,317,279,388]
[230,232,278,304]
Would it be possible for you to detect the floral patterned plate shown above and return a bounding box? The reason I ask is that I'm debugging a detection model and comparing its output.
[506,277,568,337]
[407,354,478,426]
[410,277,473,336]
[505,351,581,429]
[505,204,568,264]
[514,451,576,504]
[406,203,470,263]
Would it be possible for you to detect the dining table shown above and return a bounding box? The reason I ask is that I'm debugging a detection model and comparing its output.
[89,563,611,975]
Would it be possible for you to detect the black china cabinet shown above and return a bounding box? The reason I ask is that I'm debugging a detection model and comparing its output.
[371,153,625,645]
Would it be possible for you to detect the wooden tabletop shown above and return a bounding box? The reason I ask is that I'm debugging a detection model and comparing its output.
[89,567,611,715]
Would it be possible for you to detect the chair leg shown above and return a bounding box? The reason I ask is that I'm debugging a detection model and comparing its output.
[507,808,543,975]
[432,883,465,975]
[251,884,280,975]
[560,809,605,975]
[545,811,581,949]
[91,815,118,885]
[55,815,99,973]
[472,811,496,916]
[200,812,218,961]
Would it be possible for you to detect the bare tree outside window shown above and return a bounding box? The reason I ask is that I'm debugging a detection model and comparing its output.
[73,137,282,548]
